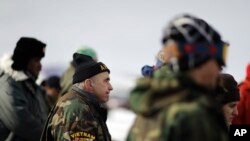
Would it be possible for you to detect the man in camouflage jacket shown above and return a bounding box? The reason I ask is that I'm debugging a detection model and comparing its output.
[41,53,113,141]
[127,14,229,141]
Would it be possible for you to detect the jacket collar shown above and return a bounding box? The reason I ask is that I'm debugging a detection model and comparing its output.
[72,85,101,106]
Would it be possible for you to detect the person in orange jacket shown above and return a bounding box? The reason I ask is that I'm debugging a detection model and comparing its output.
[232,64,250,124]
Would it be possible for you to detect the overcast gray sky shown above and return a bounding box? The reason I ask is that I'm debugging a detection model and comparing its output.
[1,0,250,84]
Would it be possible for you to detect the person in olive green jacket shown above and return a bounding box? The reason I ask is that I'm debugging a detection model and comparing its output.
[127,14,229,141]
[60,46,98,96]
[41,53,113,141]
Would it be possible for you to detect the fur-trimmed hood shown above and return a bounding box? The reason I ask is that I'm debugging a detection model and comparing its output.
[0,53,28,81]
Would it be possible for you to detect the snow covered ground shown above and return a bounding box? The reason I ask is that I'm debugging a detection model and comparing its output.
[106,108,136,141]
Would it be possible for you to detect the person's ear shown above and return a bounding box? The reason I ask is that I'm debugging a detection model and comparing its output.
[85,79,94,89]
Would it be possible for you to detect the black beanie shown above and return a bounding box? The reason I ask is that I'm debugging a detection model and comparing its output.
[12,37,46,70]
[72,53,110,84]
[215,73,240,104]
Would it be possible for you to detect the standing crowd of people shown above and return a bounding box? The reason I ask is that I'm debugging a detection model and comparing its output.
[0,13,249,141]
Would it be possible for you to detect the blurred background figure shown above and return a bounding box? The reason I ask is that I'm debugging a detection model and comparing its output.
[127,14,229,141]
[232,64,250,124]
[60,46,98,95]
[215,73,240,128]
[43,75,61,108]
[0,37,48,141]
[141,50,165,77]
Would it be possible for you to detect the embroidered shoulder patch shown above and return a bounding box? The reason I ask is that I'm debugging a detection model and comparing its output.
[70,132,96,141]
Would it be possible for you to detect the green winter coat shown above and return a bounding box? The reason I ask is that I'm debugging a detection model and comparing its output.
[127,66,228,141]
[41,85,111,141]
[60,63,75,96]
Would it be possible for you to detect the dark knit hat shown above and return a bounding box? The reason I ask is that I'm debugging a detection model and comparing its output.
[215,73,240,104]
[161,14,227,71]
[12,37,46,70]
[72,53,110,84]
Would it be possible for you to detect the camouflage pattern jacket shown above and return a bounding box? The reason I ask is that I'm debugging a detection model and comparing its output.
[41,85,111,141]
[127,66,228,141]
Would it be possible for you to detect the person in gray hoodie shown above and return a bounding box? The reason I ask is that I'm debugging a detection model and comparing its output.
[0,37,49,141]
